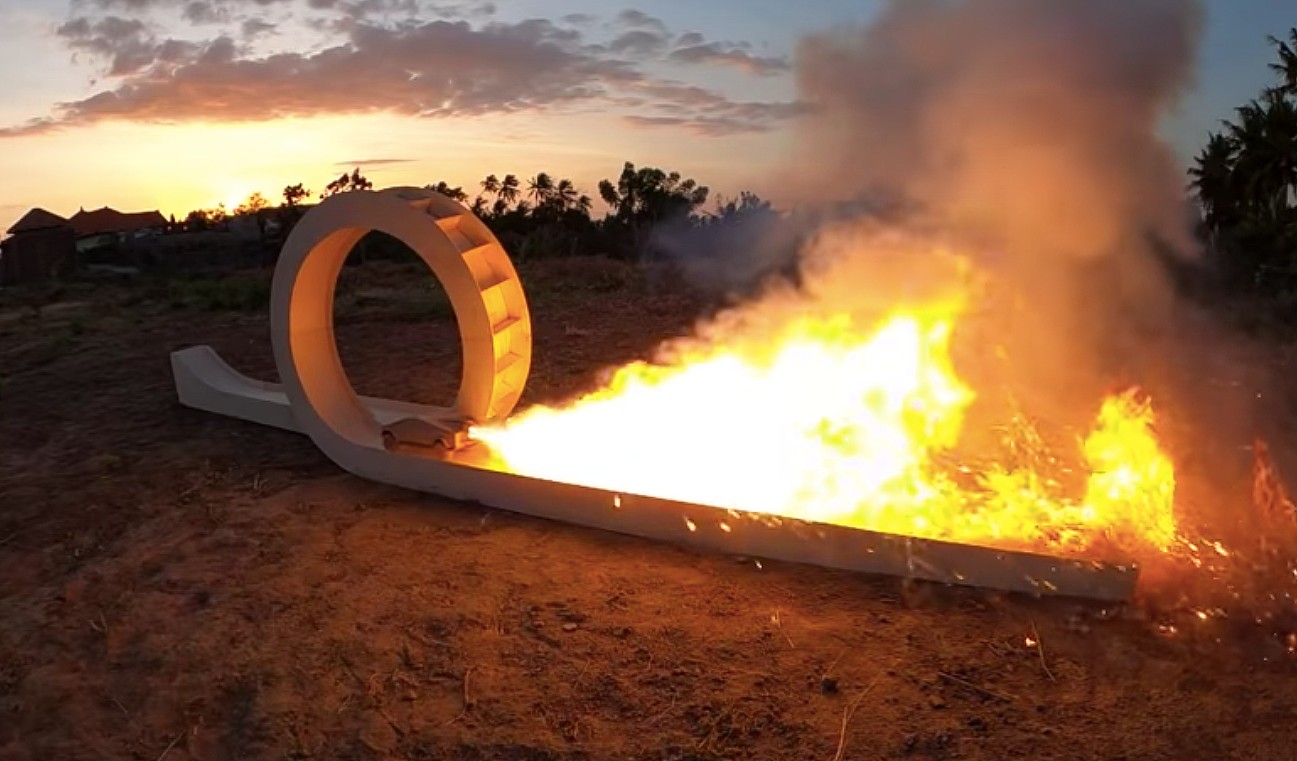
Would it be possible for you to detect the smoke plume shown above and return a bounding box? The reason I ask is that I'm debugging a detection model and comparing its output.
[654,0,1209,423]
[792,0,1203,264]
[780,0,1206,430]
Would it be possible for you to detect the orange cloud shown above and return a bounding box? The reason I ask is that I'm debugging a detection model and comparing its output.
[6,8,800,139]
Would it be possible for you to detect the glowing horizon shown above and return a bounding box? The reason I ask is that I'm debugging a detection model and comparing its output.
[0,1,1290,229]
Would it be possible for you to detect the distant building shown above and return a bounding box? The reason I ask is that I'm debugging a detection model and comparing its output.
[0,208,76,286]
[68,207,168,253]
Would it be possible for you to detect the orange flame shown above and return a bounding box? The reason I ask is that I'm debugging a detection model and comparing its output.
[473,300,1176,557]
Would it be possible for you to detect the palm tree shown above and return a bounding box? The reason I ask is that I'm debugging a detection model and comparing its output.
[426,181,469,203]
[1228,92,1297,221]
[1270,29,1297,95]
[499,174,521,206]
[1187,26,1297,295]
[480,174,501,199]
[1188,131,1239,233]
[575,194,593,215]
[527,173,555,205]
[554,178,579,210]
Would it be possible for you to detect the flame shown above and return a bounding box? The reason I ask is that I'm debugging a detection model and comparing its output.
[472,300,1177,556]
[1080,392,1177,550]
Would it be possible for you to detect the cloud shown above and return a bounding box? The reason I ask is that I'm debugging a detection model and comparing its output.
[240,18,275,37]
[337,0,420,18]
[6,14,799,138]
[58,16,159,76]
[669,42,789,76]
[615,9,667,35]
[606,19,790,77]
[182,0,229,23]
[76,0,175,8]
[608,29,668,57]
[75,0,486,14]
[334,157,413,165]
[55,20,614,122]
[79,0,290,9]
[621,110,791,137]
[619,79,805,134]
[81,0,291,7]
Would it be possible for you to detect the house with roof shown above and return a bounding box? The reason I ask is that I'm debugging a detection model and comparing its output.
[68,207,168,253]
[0,208,76,286]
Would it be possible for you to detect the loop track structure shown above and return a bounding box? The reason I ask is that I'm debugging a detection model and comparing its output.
[270,186,529,462]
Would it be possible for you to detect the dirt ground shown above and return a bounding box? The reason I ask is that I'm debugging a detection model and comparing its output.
[4,259,1297,761]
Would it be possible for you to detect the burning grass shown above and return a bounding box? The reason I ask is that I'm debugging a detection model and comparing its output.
[474,311,1176,559]
[473,237,1179,563]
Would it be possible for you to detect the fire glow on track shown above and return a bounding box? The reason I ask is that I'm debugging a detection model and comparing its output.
[471,287,1178,558]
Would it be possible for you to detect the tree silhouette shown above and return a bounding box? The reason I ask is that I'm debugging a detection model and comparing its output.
[499,174,521,206]
[709,191,774,224]
[597,163,710,259]
[283,183,310,208]
[235,192,269,217]
[599,162,709,225]
[1190,27,1297,294]
[236,192,271,243]
[1188,133,1237,236]
[321,168,373,199]
[184,209,211,232]
[1270,29,1297,95]
[554,178,579,210]
[527,173,555,205]
[426,181,469,203]
[292,161,720,262]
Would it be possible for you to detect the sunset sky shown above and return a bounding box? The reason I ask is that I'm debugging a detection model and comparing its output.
[0,0,1291,229]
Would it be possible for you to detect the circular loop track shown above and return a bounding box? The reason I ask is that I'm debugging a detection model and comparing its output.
[269,186,531,455]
